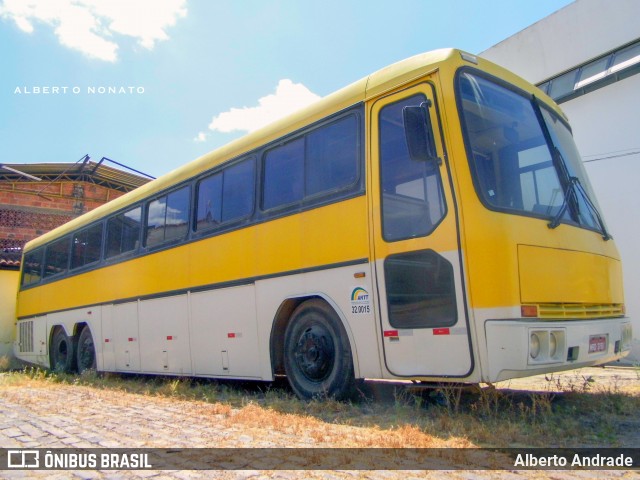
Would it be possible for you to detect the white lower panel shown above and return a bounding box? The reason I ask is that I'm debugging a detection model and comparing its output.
[111,302,140,372]
[190,285,260,377]
[18,262,384,382]
[139,295,191,375]
[374,253,473,378]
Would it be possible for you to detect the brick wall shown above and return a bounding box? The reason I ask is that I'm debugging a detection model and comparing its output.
[0,180,126,253]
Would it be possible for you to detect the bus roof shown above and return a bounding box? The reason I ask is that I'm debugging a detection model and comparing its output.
[23,48,557,252]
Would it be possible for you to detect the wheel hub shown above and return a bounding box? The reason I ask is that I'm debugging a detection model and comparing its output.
[294,326,334,381]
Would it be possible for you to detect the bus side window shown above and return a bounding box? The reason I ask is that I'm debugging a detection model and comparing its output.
[306,115,359,196]
[145,187,190,247]
[43,236,71,278]
[21,248,44,286]
[379,94,447,242]
[106,206,142,258]
[71,223,103,269]
[196,157,255,231]
[263,138,305,210]
[196,172,223,230]
[262,114,359,211]
[221,158,255,222]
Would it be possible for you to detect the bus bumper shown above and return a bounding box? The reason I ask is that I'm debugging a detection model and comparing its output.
[484,318,632,383]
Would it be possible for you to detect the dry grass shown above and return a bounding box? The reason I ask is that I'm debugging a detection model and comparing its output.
[0,355,11,371]
[1,366,638,449]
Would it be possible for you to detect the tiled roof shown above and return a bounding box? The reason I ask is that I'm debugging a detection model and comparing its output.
[0,251,21,270]
[0,160,152,193]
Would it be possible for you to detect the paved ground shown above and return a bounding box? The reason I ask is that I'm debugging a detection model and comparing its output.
[0,366,637,479]
[495,364,639,394]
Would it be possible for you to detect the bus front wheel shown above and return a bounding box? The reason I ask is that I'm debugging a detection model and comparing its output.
[50,328,75,373]
[283,299,356,400]
[76,326,96,374]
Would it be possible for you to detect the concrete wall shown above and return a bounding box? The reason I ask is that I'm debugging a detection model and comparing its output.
[481,0,640,83]
[564,74,640,364]
[480,0,640,363]
[0,269,19,365]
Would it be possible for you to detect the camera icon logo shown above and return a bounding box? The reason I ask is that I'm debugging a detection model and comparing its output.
[7,450,40,468]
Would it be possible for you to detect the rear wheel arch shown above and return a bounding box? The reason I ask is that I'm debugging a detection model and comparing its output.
[75,323,97,374]
[270,295,359,376]
[272,296,359,400]
[73,322,88,337]
[49,325,76,373]
[270,297,309,376]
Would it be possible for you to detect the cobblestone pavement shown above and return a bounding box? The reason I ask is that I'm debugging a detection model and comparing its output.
[0,368,638,479]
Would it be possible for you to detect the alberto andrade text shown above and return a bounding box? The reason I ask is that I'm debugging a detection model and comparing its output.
[515,453,635,468]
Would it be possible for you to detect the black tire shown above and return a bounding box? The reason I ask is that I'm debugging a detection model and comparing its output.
[50,328,75,373]
[283,299,356,400]
[76,326,97,374]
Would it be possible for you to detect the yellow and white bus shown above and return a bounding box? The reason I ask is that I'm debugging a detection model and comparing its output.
[14,49,632,399]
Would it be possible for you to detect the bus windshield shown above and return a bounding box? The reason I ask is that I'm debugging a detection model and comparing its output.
[457,70,605,234]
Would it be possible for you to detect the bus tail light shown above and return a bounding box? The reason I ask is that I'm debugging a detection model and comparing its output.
[521,305,538,318]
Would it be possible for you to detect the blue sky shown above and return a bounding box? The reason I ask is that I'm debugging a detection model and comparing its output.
[0,0,574,179]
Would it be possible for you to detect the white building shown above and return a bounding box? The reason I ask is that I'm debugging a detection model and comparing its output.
[481,0,640,363]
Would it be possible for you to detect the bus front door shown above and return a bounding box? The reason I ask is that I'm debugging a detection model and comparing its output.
[370,81,473,379]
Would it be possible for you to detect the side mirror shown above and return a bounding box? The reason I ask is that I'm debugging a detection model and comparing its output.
[403,102,439,164]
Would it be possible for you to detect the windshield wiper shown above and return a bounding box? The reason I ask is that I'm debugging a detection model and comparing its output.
[547,150,610,240]
[573,175,611,240]
[548,176,578,230]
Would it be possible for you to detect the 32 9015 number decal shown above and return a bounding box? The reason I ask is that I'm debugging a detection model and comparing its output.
[352,304,370,314]
[350,287,371,315]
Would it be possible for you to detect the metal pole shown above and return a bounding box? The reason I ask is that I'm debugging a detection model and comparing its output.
[0,164,42,181]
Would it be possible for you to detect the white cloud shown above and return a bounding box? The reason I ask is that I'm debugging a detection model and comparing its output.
[12,14,34,33]
[207,79,321,135]
[0,0,187,62]
[193,132,208,142]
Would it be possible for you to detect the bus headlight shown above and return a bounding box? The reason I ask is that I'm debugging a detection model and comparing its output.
[529,329,565,364]
[621,323,632,350]
[549,332,557,358]
[530,333,541,359]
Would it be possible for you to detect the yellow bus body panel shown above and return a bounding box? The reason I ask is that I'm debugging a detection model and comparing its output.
[518,245,623,304]
[427,53,625,311]
[459,196,624,309]
[17,196,369,318]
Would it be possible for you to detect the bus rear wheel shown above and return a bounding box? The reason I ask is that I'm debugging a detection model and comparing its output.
[77,326,96,374]
[283,299,356,400]
[50,328,75,373]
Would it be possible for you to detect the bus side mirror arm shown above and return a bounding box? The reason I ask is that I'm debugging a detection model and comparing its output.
[403,102,441,166]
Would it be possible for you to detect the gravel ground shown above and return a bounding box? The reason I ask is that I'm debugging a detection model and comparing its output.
[0,366,637,479]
